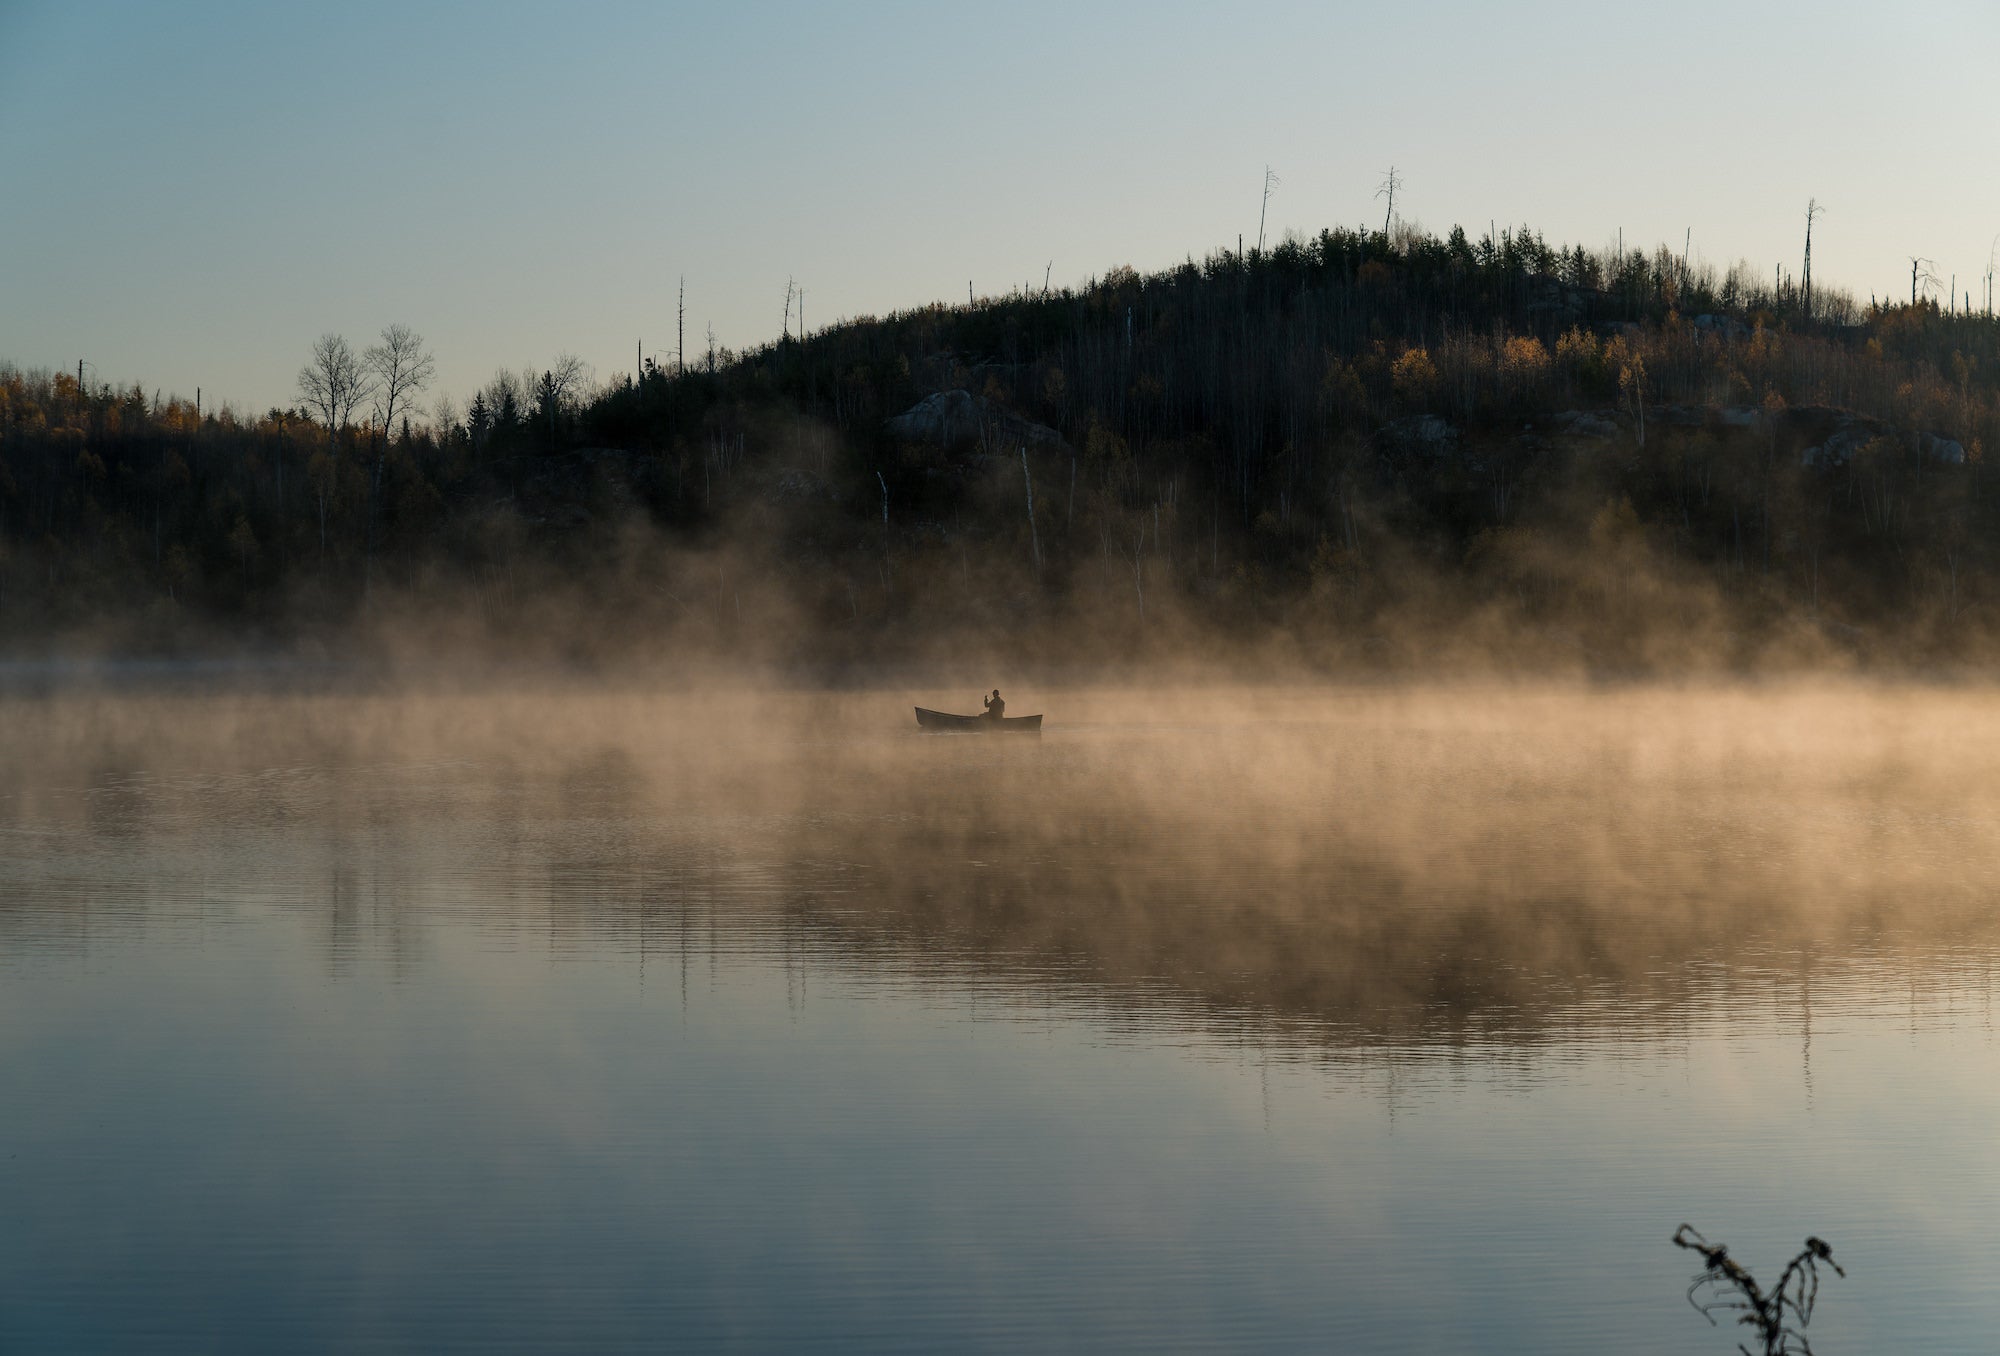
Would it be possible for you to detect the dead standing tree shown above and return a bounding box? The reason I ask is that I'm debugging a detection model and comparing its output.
[1801,199,1824,318]
[1376,166,1402,238]
[1910,256,1940,306]
[1673,1224,1845,1356]
[1020,447,1041,577]
[1257,165,1280,253]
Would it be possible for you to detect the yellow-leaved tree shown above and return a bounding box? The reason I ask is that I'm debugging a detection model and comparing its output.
[1391,347,1438,410]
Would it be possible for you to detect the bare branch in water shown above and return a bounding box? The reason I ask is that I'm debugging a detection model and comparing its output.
[1673,1224,1845,1356]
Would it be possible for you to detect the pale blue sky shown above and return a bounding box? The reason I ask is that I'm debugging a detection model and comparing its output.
[4,0,1997,417]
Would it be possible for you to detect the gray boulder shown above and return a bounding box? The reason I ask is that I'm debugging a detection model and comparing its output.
[1802,424,1876,468]
[1378,414,1459,456]
[1919,432,1967,465]
[1553,410,1619,440]
[885,390,980,444]
[885,390,1064,451]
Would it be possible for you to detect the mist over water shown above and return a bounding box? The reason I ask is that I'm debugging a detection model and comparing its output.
[6,680,2000,1352]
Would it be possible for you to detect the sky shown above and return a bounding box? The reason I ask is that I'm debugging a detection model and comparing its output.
[3,0,1998,420]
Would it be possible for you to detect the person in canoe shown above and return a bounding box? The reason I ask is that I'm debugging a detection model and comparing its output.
[982,689,1006,720]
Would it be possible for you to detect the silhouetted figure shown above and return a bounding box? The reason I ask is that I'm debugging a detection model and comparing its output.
[982,689,1006,720]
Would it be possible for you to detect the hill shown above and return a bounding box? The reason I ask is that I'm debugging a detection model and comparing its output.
[6,222,2000,675]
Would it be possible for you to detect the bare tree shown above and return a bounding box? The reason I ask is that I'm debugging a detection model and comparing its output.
[1376,166,1402,238]
[1801,199,1824,317]
[296,334,372,433]
[364,324,436,448]
[545,352,587,407]
[1257,165,1280,253]
[485,368,526,429]
[532,352,589,449]
[349,325,435,591]
[1020,447,1041,576]
[1910,255,1940,305]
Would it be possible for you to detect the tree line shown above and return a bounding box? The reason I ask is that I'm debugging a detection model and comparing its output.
[4,219,2000,670]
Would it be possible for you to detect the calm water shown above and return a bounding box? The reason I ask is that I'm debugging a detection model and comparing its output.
[4,684,2000,1353]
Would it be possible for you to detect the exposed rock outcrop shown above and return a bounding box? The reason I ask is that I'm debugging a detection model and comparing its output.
[885,390,1065,451]
[1918,432,1967,465]
[1376,414,1459,457]
[1800,424,1875,468]
[1692,313,1752,342]
[1799,415,1964,468]
[1552,410,1619,440]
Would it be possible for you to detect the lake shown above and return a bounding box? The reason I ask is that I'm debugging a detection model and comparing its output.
[4,682,1998,1353]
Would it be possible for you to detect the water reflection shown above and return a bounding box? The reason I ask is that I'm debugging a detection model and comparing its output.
[5,686,2000,1352]
[6,685,2000,1050]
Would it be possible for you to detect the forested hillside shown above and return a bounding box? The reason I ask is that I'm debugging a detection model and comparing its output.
[7,222,2000,674]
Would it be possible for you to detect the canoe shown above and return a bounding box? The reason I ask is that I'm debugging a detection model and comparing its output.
[914,707,1043,733]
